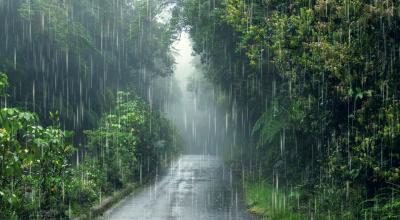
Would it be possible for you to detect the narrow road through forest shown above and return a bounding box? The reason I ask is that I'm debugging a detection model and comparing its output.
[102,155,255,220]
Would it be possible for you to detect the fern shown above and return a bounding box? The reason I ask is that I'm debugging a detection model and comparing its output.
[252,103,289,148]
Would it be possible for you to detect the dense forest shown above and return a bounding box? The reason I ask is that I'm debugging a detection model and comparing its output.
[1,0,400,219]
[0,0,181,218]
[177,0,400,219]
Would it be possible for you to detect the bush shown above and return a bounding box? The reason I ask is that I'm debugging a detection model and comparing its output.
[0,76,75,218]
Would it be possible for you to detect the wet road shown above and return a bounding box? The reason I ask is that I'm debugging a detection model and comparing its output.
[103,155,255,220]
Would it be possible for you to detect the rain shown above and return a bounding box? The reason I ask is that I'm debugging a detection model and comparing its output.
[0,0,399,220]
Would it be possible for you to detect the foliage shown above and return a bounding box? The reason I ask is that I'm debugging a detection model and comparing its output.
[179,0,400,217]
[0,73,181,218]
[0,0,178,141]
[85,90,181,191]
[0,73,8,97]
[244,179,307,220]
[363,185,400,220]
[0,0,181,217]
[65,159,106,217]
[252,103,289,148]
[0,73,74,218]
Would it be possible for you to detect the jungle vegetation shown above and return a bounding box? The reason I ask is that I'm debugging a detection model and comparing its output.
[1,0,400,219]
[177,0,400,219]
[0,0,181,218]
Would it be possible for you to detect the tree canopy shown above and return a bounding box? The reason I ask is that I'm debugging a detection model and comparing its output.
[179,0,400,218]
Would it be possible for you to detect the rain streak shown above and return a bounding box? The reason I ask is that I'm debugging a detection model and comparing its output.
[0,0,399,220]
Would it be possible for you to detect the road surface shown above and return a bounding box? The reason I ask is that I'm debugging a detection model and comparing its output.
[102,155,256,220]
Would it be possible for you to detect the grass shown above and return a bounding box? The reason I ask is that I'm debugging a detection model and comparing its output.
[244,180,307,220]
[244,179,400,219]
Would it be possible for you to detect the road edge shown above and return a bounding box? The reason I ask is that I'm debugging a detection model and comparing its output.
[73,183,141,220]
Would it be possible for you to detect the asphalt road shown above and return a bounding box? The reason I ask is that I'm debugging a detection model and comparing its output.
[103,155,256,220]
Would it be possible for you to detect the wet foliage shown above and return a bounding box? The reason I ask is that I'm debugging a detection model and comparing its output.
[178,0,400,218]
[1,0,399,218]
[0,0,181,218]
[0,0,177,138]
[84,91,181,190]
[0,73,180,219]
[0,73,74,218]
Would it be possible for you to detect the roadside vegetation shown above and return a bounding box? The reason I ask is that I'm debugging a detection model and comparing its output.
[178,0,400,218]
[245,180,306,220]
[0,73,181,219]
[1,0,399,218]
[0,0,181,218]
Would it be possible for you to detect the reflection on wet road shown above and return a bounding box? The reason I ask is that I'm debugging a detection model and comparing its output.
[104,155,255,220]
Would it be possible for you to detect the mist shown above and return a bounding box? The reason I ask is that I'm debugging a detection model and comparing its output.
[166,32,224,155]
[0,0,398,219]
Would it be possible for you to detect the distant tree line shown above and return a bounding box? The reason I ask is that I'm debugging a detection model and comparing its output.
[0,0,177,140]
